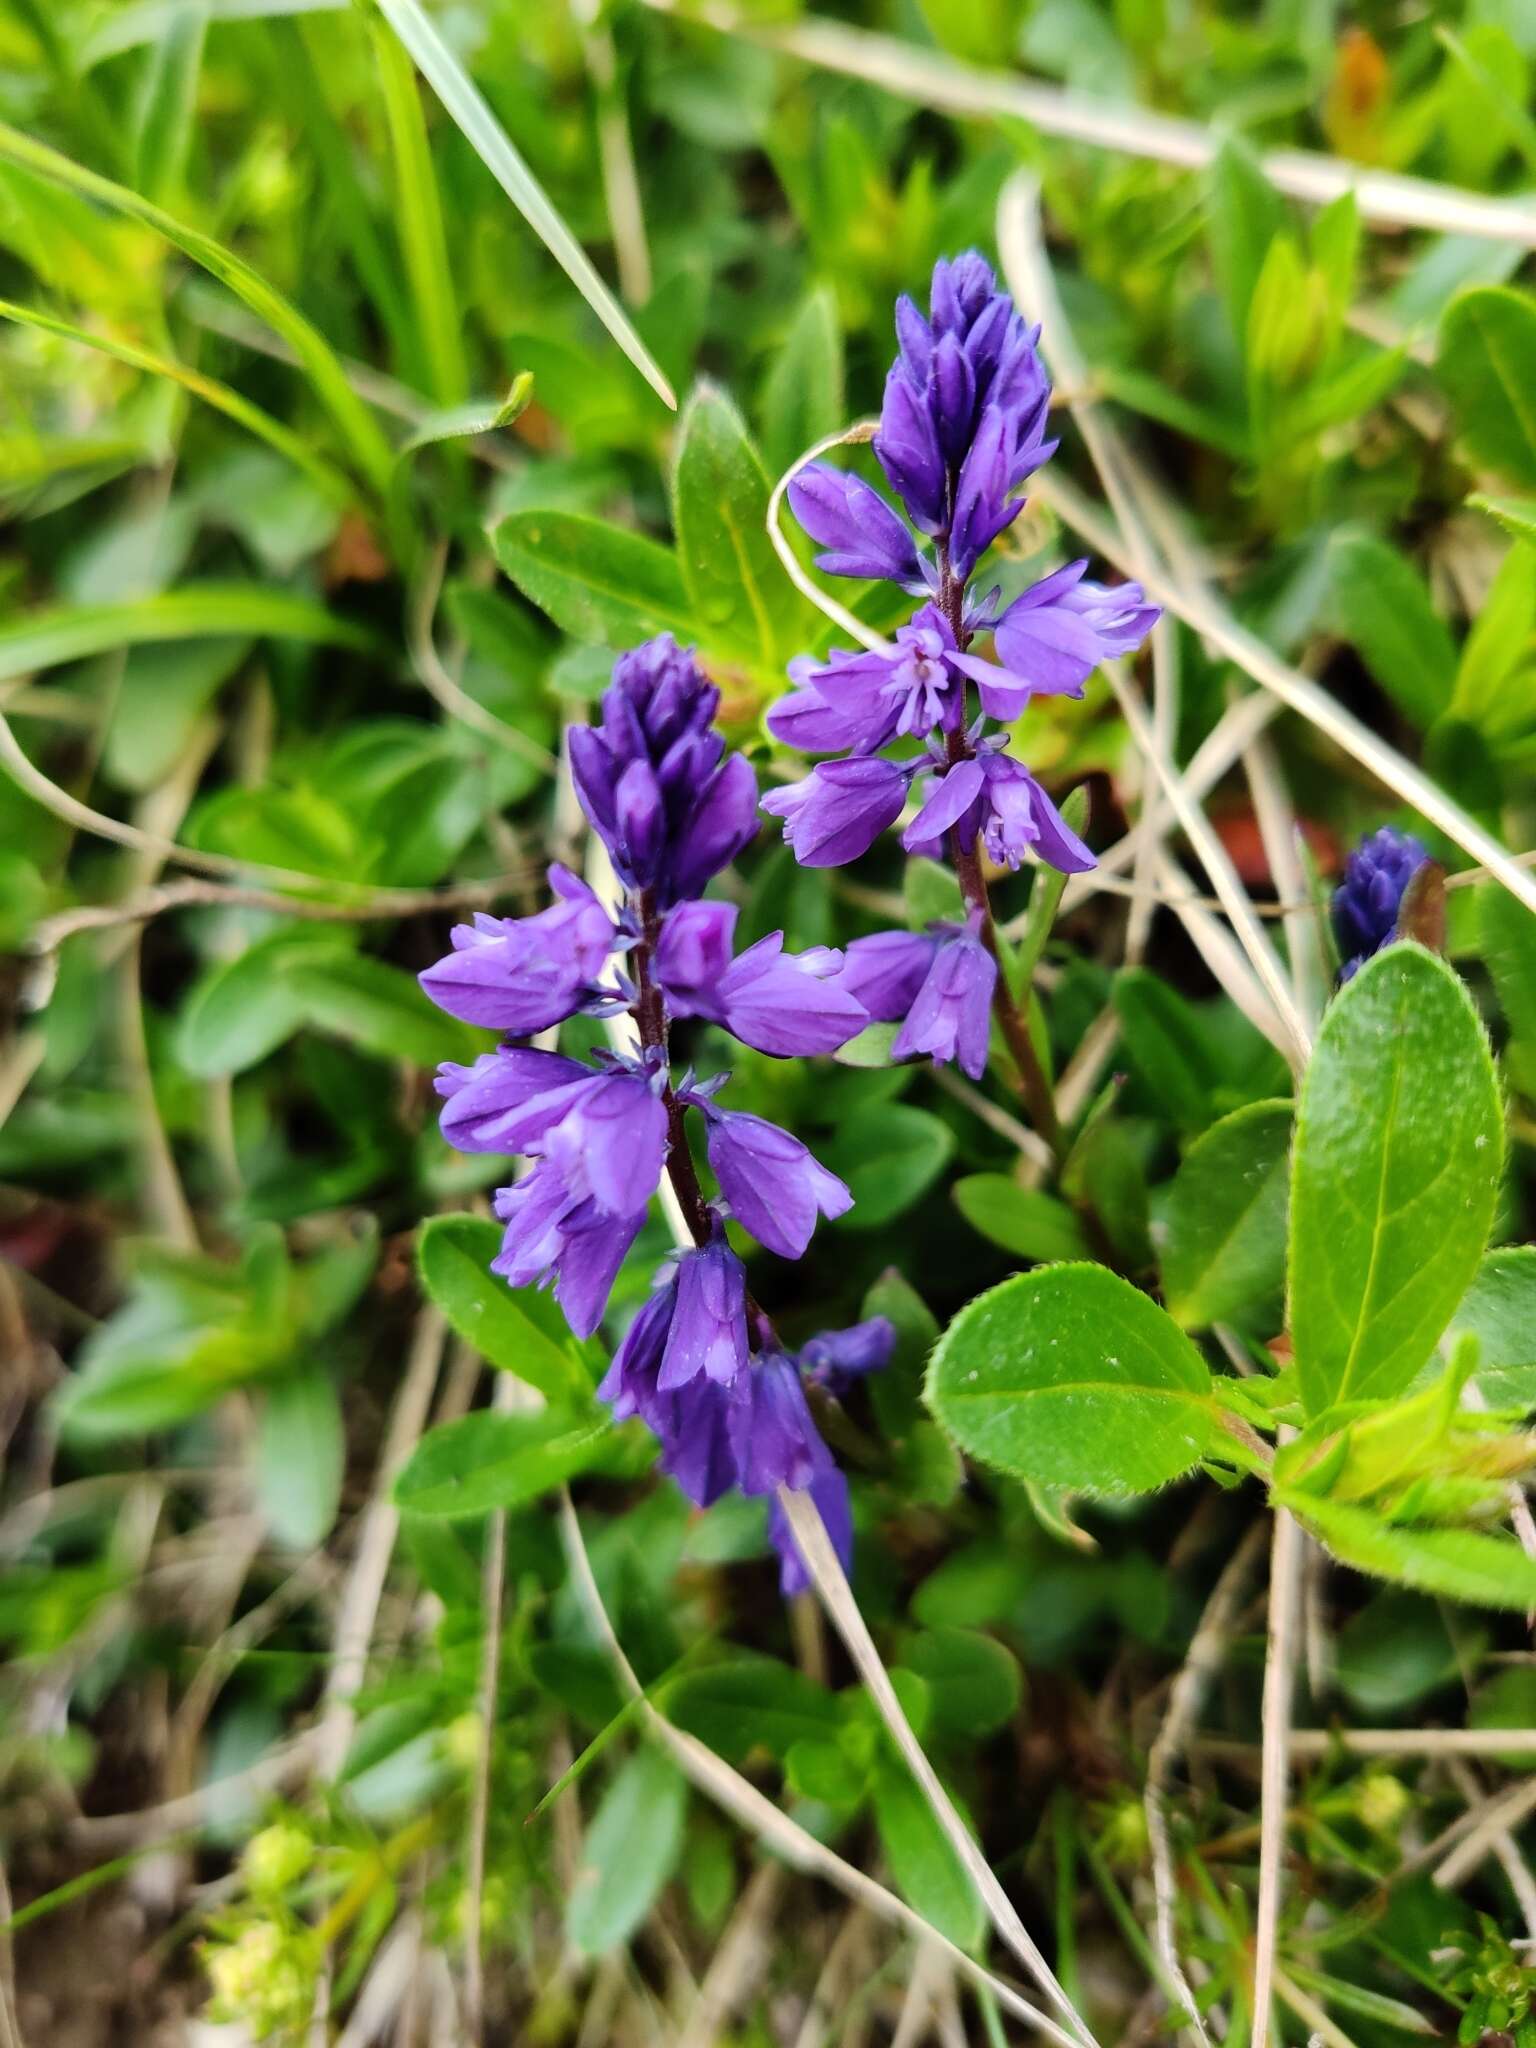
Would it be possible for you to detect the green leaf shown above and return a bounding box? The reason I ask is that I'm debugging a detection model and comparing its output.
[492,511,691,645]
[905,856,965,930]
[370,17,466,409]
[178,928,351,1079]
[863,1267,938,1439]
[0,119,394,497]
[1282,1494,1536,1611]
[952,1175,1089,1264]
[1207,136,1286,346]
[871,1760,985,1952]
[415,1215,592,1403]
[1112,969,1218,1134]
[1438,286,1536,491]
[926,1264,1214,1495]
[1445,1246,1536,1411]
[1451,542,1535,737]
[1159,1099,1292,1330]
[665,1658,840,1764]
[566,1748,687,1955]
[1479,882,1536,1095]
[287,953,478,1069]
[1289,945,1502,1417]
[1470,493,1536,546]
[393,1407,612,1518]
[131,0,205,203]
[372,0,675,410]
[671,380,788,665]
[0,585,373,683]
[1327,531,1458,729]
[257,1367,344,1550]
[761,287,844,480]
[823,1104,955,1230]
[897,1628,1022,1739]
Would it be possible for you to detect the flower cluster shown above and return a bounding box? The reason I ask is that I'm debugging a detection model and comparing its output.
[765,252,1158,1075]
[1331,825,1430,981]
[420,634,891,1591]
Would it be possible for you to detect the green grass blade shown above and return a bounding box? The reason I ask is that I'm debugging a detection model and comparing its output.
[370,0,676,411]
[0,118,396,498]
[0,586,376,683]
[370,18,468,408]
[130,0,206,204]
[0,296,355,507]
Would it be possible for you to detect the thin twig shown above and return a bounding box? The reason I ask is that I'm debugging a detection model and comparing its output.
[641,0,1536,247]
[1444,1758,1536,1943]
[1252,1502,1304,2048]
[677,1863,787,2048]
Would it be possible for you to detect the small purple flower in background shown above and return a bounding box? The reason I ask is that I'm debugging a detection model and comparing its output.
[1332,826,1430,981]
[787,465,925,587]
[891,916,998,1080]
[657,1232,752,1390]
[696,1104,852,1259]
[769,1470,853,1597]
[419,866,615,1031]
[833,930,941,1020]
[799,1316,897,1395]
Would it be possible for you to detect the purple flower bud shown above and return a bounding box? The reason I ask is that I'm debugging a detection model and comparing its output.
[1332,826,1429,980]
[598,1279,741,1506]
[715,933,870,1058]
[799,1316,897,1395]
[434,1046,592,1152]
[657,1233,751,1391]
[701,1106,852,1259]
[833,929,940,1020]
[947,406,1025,581]
[761,756,909,867]
[788,464,924,586]
[652,899,738,1006]
[729,1351,834,1495]
[982,562,1159,714]
[768,1467,852,1596]
[419,865,615,1032]
[891,919,997,1080]
[874,361,948,535]
[570,635,758,905]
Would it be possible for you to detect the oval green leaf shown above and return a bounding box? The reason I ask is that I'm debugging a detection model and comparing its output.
[1159,1099,1292,1329]
[1289,943,1501,1418]
[416,1214,592,1403]
[394,1407,611,1519]
[925,1263,1213,1495]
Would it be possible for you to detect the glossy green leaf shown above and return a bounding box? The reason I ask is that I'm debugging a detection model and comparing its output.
[926,1264,1213,1494]
[871,1760,985,1952]
[1289,945,1501,1417]
[257,1366,344,1550]
[952,1175,1088,1264]
[1327,531,1457,729]
[1283,1494,1536,1611]
[1438,287,1536,490]
[1445,1246,1536,1411]
[393,1407,611,1518]
[823,1104,955,1230]
[665,1658,840,1764]
[1160,1099,1291,1329]
[672,380,788,665]
[566,1748,687,1955]
[415,1214,591,1403]
[287,952,479,1069]
[492,511,690,645]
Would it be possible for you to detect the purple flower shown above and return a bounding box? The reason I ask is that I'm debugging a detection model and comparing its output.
[1332,826,1429,980]
[904,746,1094,876]
[768,1468,852,1596]
[875,252,1055,547]
[489,1067,668,1336]
[977,562,1159,715]
[788,464,924,586]
[761,756,910,867]
[699,1105,852,1258]
[714,933,869,1057]
[891,918,998,1080]
[771,606,969,758]
[569,635,759,905]
[434,1046,592,1152]
[657,1232,751,1391]
[799,1316,898,1395]
[729,1351,833,1495]
[598,1279,739,1507]
[419,865,614,1032]
[654,903,869,1057]
[833,929,940,1020]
